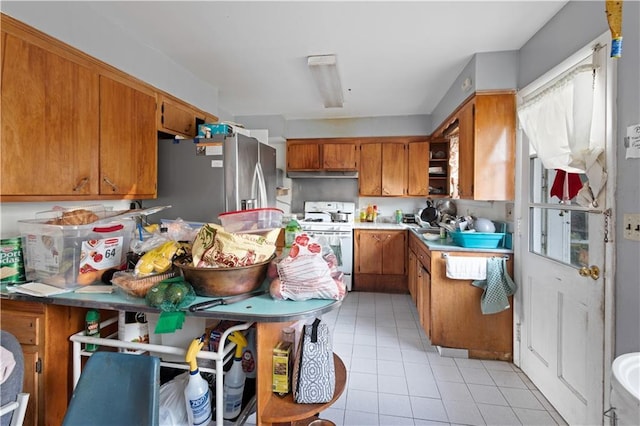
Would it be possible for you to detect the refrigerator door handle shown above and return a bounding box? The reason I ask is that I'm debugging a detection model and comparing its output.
[251,162,268,208]
[256,162,268,208]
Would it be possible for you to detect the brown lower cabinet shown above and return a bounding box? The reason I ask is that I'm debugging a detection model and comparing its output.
[353,229,407,293]
[407,231,513,360]
[1,300,86,426]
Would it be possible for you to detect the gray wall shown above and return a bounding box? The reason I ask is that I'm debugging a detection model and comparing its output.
[518,1,640,356]
[430,51,518,133]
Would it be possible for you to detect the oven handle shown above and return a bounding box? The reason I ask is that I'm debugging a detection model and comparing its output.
[305,231,352,237]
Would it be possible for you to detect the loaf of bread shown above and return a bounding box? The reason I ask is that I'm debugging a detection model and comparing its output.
[47,209,99,225]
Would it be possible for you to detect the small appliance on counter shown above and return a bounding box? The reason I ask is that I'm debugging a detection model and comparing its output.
[402,214,417,224]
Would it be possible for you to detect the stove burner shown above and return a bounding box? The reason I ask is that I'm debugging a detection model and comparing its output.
[303,218,325,223]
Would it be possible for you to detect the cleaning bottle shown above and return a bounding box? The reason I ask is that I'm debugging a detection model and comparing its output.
[241,327,257,379]
[184,335,212,425]
[284,215,301,250]
[223,331,248,419]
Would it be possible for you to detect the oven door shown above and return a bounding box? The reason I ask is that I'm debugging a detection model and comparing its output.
[304,230,353,291]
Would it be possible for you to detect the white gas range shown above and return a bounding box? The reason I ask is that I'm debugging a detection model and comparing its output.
[300,201,355,291]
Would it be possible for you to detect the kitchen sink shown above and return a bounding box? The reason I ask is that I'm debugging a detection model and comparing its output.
[611,352,640,425]
[413,227,440,235]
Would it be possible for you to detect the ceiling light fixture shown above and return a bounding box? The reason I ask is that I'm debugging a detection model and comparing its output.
[307,54,344,108]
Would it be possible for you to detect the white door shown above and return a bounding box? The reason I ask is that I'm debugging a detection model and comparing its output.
[517,33,615,426]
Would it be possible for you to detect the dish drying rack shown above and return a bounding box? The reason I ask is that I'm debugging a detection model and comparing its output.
[70,316,254,426]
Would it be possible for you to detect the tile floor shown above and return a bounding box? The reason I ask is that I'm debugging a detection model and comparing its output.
[253,292,569,426]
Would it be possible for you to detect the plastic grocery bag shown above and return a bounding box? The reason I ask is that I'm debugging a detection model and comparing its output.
[159,371,189,426]
[268,233,346,301]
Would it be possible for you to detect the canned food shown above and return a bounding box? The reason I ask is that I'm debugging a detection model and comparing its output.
[1,237,27,284]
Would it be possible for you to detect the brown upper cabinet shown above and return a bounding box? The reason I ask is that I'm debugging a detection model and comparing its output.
[287,139,359,171]
[0,14,216,201]
[158,94,209,138]
[359,137,430,197]
[100,76,158,198]
[359,141,407,196]
[435,91,516,201]
[1,29,101,199]
[407,141,430,196]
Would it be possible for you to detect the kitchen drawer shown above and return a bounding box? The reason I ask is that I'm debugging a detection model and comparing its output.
[415,244,431,270]
[1,311,41,345]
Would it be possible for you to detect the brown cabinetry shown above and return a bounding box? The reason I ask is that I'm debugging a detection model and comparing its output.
[286,139,359,171]
[407,141,430,196]
[429,250,513,359]
[408,231,431,337]
[407,231,513,360]
[1,30,100,199]
[359,142,407,196]
[416,259,431,337]
[0,14,217,201]
[354,229,407,292]
[100,76,157,198]
[427,140,450,197]
[0,300,86,426]
[435,91,516,200]
[158,94,207,138]
[0,15,156,201]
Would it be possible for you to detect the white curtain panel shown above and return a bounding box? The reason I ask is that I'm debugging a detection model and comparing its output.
[518,65,601,174]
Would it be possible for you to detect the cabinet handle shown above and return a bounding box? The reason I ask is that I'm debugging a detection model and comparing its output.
[103,176,118,192]
[73,177,89,192]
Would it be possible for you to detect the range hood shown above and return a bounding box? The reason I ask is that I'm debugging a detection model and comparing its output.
[286,170,358,179]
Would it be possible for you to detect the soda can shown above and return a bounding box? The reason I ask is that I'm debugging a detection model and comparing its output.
[395,210,403,224]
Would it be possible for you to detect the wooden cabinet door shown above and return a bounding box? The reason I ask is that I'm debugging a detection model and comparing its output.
[99,76,157,198]
[381,230,406,275]
[159,97,201,138]
[407,141,429,196]
[358,143,382,196]
[407,250,417,303]
[381,143,406,196]
[22,348,41,426]
[287,143,321,170]
[457,99,475,199]
[355,230,383,274]
[416,260,424,326]
[420,265,431,337]
[1,33,100,198]
[474,93,516,200]
[322,143,358,170]
[429,251,513,355]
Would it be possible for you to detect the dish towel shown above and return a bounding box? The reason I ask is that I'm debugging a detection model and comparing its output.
[445,256,487,280]
[472,257,517,315]
[329,236,343,267]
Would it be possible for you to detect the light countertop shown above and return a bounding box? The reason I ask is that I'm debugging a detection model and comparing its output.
[354,222,514,254]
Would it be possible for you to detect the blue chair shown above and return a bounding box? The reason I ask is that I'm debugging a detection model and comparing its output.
[0,331,29,426]
[63,351,161,426]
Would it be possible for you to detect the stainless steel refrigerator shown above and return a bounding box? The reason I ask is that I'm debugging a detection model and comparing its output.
[150,133,277,223]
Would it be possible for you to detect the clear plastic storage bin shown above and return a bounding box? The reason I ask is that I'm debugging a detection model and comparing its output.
[19,219,135,287]
[218,208,283,233]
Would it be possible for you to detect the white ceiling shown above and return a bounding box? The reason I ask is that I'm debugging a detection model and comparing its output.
[87,1,568,120]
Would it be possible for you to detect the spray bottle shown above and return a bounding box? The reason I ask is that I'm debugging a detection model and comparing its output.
[223,331,248,419]
[184,335,212,425]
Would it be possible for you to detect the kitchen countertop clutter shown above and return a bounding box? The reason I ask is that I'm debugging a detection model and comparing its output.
[355,220,514,254]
